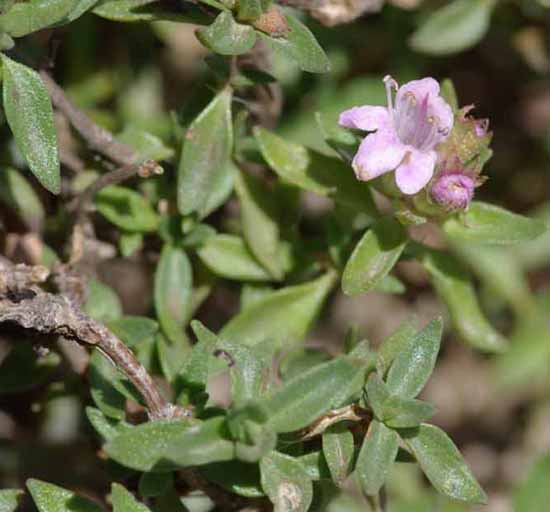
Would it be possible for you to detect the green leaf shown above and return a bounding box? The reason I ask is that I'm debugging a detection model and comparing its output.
[227,403,277,462]
[259,13,330,73]
[111,484,151,512]
[443,201,547,245]
[201,461,264,498]
[400,424,487,504]
[1,55,60,194]
[254,127,375,215]
[237,0,264,21]
[119,232,144,257]
[105,420,194,472]
[342,217,408,296]
[379,395,436,429]
[154,244,193,346]
[117,126,174,162]
[0,0,98,37]
[365,373,391,420]
[107,316,159,347]
[0,168,45,231]
[322,425,354,487]
[220,271,337,347]
[96,186,159,232]
[93,0,204,22]
[385,319,442,399]
[85,407,132,442]
[197,234,274,282]
[0,490,23,512]
[513,454,550,512]
[376,316,418,376]
[89,350,128,420]
[178,88,234,219]
[410,0,496,56]
[138,472,174,498]
[236,169,283,280]
[197,12,256,56]
[83,279,122,322]
[355,420,399,496]
[296,451,331,481]
[27,479,103,512]
[213,337,274,405]
[451,242,533,316]
[263,355,366,433]
[422,249,508,352]
[162,417,235,467]
[0,343,59,394]
[260,451,313,512]
[175,320,217,405]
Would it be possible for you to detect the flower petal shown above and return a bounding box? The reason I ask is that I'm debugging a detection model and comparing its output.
[352,130,407,182]
[338,106,391,132]
[395,150,437,194]
[429,95,454,135]
[396,78,440,105]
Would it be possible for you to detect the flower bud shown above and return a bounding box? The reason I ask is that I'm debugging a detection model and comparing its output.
[430,170,475,211]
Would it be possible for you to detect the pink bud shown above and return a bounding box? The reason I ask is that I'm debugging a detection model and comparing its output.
[430,171,475,211]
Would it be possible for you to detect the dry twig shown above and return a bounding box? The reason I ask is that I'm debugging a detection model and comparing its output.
[0,260,189,421]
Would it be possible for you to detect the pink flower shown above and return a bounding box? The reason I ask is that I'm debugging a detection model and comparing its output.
[430,170,475,211]
[339,76,454,195]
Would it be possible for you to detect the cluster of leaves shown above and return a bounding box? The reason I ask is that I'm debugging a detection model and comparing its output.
[1,1,550,512]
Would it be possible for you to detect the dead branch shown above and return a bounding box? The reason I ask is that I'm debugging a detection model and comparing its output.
[0,260,189,421]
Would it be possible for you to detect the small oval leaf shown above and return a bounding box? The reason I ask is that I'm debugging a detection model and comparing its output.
[197,11,256,56]
[258,12,330,73]
[154,244,193,346]
[443,201,547,245]
[355,420,399,496]
[422,249,508,352]
[385,318,442,399]
[197,234,274,282]
[178,88,234,219]
[410,0,496,56]
[1,55,60,194]
[342,217,408,296]
[254,127,376,215]
[260,451,313,512]
[220,271,337,348]
[401,424,487,504]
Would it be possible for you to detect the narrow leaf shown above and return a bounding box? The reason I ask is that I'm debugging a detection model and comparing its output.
[27,479,102,512]
[96,186,159,232]
[260,451,313,512]
[254,127,376,215]
[197,11,256,56]
[154,244,193,346]
[385,319,443,399]
[105,420,194,472]
[401,424,487,504]
[264,355,366,433]
[422,249,508,352]
[355,420,399,496]
[0,490,23,512]
[178,88,234,219]
[342,217,408,296]
[111,484,151,512]
[322,425,354,486]
[443,201,547,245]
[197,234,274,282]
[236,169,283,280]
[258,13,330,73]
[410,0,496,56]
[220,271,337,348]
[1,55,60,193]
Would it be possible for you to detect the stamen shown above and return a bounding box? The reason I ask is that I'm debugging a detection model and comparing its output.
[383,75,398,112]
